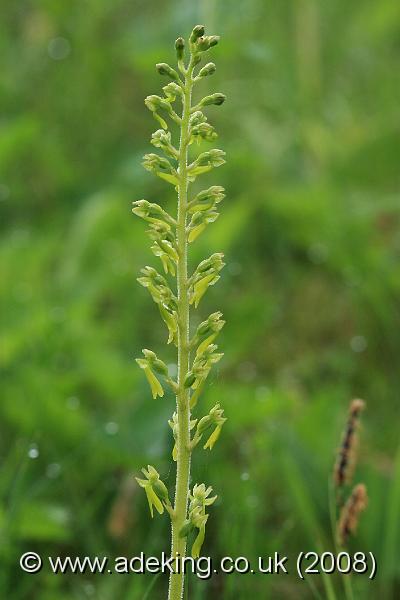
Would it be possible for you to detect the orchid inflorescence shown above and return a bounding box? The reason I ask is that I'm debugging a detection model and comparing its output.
[132,24,227,600]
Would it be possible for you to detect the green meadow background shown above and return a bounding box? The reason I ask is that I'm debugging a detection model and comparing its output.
[1,0,399,598]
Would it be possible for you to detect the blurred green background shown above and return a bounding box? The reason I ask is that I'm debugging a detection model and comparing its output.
[1,0,399,598]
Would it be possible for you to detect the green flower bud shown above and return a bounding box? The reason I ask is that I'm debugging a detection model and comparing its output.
[152,477,169,502]
[156,63,179,81]
[196,414,212,435]
[197,36,220,52]
[198,62,216,78]
[175,37,185,61]
[184,372,196,388]
[199,93,226,107]
[190,25,205,43]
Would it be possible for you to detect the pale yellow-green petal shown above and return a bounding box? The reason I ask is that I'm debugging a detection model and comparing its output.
[203,425,222,450]
[143,366,164,399]
[188,223,206,243]
[196,333,217,357]
[191,525,206,558]
[172,443,178,461]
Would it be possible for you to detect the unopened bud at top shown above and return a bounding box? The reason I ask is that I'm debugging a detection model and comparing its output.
[175,37,185,61]
[156,63,180,81]
[197,36,220,52]
[190,25,205,43]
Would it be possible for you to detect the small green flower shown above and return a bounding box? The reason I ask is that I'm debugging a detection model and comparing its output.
[135,465,169,517]
[136,349,170,398]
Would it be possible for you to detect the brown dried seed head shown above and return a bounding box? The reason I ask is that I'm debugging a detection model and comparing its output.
[350,398,365,416]
[334,398,366,488]
[337,483,368,546]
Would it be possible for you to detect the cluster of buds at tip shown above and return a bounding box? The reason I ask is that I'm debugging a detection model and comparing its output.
[189,25,219,54]
[179,484,217,557]
[189,25,205,44]
[135,466,171,517]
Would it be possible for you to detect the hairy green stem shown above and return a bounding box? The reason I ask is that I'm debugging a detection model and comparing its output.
[168,62,194,600]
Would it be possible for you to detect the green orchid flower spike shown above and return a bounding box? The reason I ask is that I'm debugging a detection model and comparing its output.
[133,25,227,600]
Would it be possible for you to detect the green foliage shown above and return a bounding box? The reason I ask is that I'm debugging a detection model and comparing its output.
[1,1,399,599]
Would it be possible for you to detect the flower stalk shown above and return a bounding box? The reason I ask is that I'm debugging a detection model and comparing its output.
[133,25,226,600]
